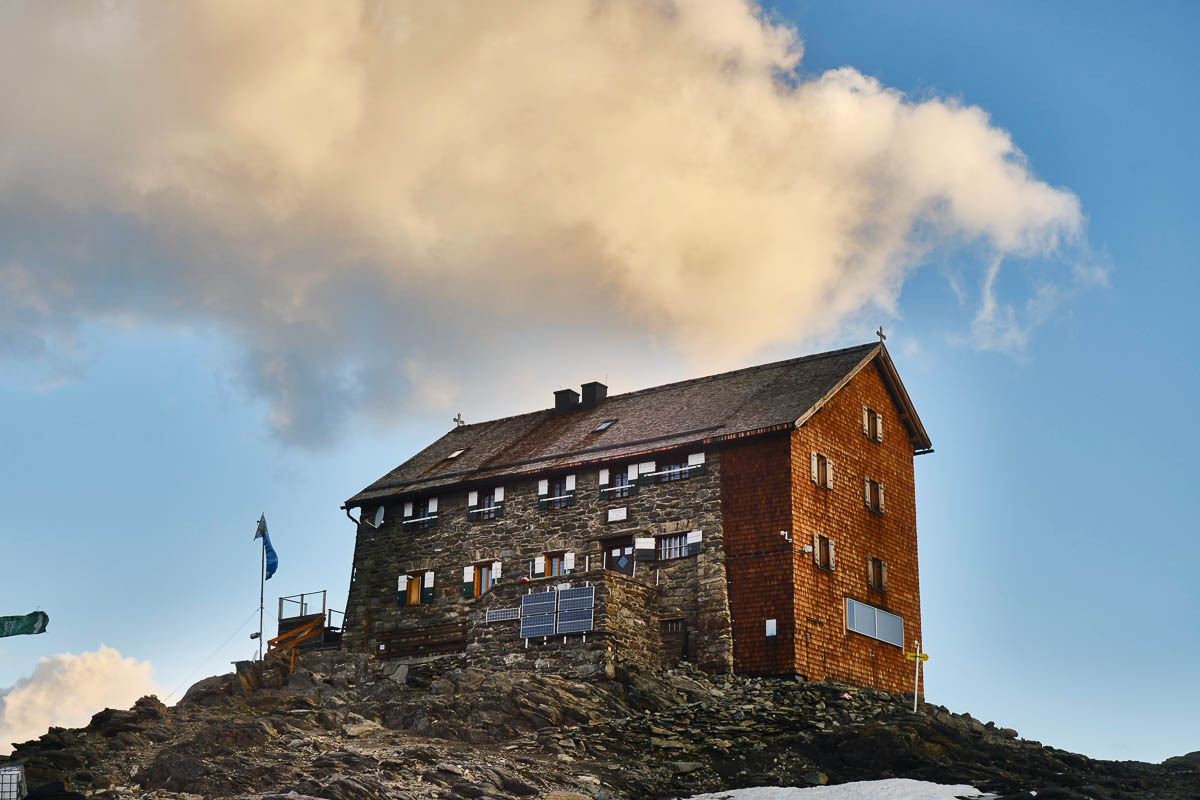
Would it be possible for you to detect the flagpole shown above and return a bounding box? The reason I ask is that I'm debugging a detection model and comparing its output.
[258,520,265,661]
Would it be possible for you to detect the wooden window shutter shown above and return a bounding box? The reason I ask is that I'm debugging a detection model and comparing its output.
[862,406,870,435]
[495,486,504,501]
[533,555,546,578]
[687,529,703,556]
[598,468,610,486]
[880,560,889,592]
[565,474,576,491]
[812,533,821,566]
[811,451,819,483]
[467,490,478,507]
[866,556,875,587]
[462,565,474,598]
[491,561,502,586]
[538,479,549,496]
[403,501,414,519]
[564,551,576,573]
[421,571,435,604]
[878,484,885,513]
[828,539,836,570]
[864,477,872,507]
[876,411,883,442]
[427,497,438,514]
[826,458,834,489]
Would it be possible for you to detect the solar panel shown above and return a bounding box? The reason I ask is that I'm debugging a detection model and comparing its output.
[521,591,557,616]
[520,612,555,638]
[486,607,520,623]
[557,586,595,611]
[556,608,594,634]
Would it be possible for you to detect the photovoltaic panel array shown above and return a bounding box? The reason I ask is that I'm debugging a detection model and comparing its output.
[520,613,555,638]
[556,608,594,634]
[486,607,520,623]
[557,586,595,611]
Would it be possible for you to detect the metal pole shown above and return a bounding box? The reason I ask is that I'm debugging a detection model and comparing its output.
[912,639,920,713]
[258,533,265,661]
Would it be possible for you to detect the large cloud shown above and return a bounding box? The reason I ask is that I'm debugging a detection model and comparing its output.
[0,645,159,754]
[0,1,1083,443]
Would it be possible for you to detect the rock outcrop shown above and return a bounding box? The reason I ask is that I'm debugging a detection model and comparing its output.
[2,652,1195,799]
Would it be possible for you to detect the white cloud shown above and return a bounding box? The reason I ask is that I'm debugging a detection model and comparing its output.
[0,1,1084,442]
[0,646,159,754]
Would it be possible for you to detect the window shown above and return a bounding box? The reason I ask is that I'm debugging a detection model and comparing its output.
[610,469,631,498]
[867,556,887,592]
[634,453,705,485]
[398,571,434,606]
[545,551,574,577]
[658,459,688,482]
[862,407,883,442]
[468,487,504,520]
[810,452,833,489]
[446,448,467,460]
[464,561,501,598]
[813,534,835,570]
[538,475,575,509]
[402,497,438,530]
[846,598,903,647]
[658,533,688,561]
[600,465,638,498]
[592,419,617,432]
[864,478,885,513]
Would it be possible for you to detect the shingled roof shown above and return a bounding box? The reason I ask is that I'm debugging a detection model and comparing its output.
[345,342,930,508]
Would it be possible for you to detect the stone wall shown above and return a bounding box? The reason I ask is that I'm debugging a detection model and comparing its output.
[343,446,733,673]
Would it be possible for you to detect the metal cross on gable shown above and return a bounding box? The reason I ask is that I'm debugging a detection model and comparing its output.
[453,413,465,427]
[876,326,887,343]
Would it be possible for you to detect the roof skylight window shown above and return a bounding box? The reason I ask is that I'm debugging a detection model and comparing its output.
[446,448,467,460]
[592,419,617,433]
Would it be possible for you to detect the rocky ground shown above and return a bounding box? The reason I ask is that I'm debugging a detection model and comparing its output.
[2,650,1196,800]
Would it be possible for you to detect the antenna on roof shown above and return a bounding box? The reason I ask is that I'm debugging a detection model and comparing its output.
[453,413,465,427]
[876,326,887,344]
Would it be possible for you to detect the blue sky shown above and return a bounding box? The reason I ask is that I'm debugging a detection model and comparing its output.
[1,0,1197,762]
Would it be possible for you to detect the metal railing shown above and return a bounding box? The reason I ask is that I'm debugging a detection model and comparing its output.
[278,590,327,621]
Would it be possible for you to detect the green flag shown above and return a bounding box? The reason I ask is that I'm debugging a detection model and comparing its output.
[0,611,49,638]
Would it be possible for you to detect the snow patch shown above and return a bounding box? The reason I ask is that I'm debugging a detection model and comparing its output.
[684,778,990,800]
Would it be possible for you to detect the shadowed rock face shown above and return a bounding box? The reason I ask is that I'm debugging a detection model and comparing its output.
[0,651,1194,799]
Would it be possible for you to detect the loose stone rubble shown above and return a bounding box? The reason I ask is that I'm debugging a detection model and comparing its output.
[2,651,1195,799]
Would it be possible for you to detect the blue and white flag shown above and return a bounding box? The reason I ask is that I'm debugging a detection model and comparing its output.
[254,514,279,581]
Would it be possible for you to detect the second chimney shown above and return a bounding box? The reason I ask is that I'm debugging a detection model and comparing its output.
[581,381,608,409]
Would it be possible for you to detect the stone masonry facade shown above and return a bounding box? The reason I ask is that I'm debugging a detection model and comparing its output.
[342,447,735,674]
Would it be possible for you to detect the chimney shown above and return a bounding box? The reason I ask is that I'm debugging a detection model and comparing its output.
[581,381,607,409]
[554,388,580,414]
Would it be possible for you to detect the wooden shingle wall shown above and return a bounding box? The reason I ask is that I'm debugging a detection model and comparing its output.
[790,361,923,696]
[719,433,797,675]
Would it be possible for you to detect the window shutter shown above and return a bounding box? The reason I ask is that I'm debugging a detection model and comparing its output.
[863,406,870,435]
[491,561,502,586]
[564,551,576,573]
[403,501,414,518]
[635,537,656,562]
[421,571,435,604]
[812,533,821,566]
[495,486,504,501]
[565,474,576,491]
[826,459,834,489]
[878,484,885,513]
[462,565,474,598]
[533,555,546,578]
[866,556,874,587]
[687,529,703,556]
[427,497,438,514]
[876,411,883,442]
[864,478,872,507]
[688,452,705,466]
[828,539,836,570]
[538,479,549,496]
[638,461,656,485]
[811,451,818,483]
[468,490,478,507]
[880,560,889,592]
[598,468,610,486]
[396,574,409,607]
[628,464,640,482]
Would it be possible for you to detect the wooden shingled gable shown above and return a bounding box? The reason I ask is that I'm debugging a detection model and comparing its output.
[344,342,930,508]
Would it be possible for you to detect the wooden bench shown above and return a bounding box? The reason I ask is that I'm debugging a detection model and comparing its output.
[377,621,467,660]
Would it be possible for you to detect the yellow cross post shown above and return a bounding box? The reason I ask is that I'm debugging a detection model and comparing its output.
[905,641,929,712]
